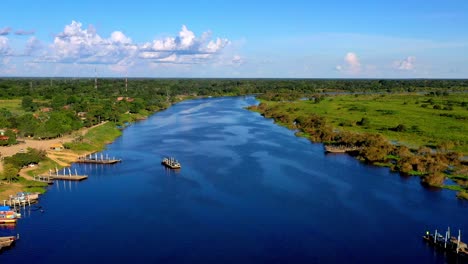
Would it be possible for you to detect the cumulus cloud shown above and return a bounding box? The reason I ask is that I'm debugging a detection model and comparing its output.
[38,21,230,70]
[0,36,12,55]
[231,55,244,65]
[336,52,361,74]
[25,36,42,55]
[0,27,12,36]
[45,21,137,65]
[14,29,35,36]
[139,25,230,64]
[394,56,416,70]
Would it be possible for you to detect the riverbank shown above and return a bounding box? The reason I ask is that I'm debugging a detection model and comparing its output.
[0,121,115,200]
[248,94,468,200]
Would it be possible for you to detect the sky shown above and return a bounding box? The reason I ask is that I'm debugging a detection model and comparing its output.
[1,0,468,78]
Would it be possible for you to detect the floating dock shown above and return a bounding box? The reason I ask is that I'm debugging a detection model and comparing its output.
[40,175,88,181]
[76,153,121,164]
[75,159,121,164]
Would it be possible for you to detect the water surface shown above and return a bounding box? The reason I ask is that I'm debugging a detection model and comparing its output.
[1,97,467,263]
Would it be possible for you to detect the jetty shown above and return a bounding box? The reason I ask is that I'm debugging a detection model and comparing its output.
[76,153,121,164]
[39,167,88,181]
[324,145,362,153]
[423,228,468,259]
[3,192,40,208]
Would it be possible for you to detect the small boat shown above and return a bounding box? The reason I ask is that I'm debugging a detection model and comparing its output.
[161,157,181,169]
[0,235,18,250]
[0,206,21,224]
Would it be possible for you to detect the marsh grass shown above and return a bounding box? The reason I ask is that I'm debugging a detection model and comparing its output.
[260,93,468,153]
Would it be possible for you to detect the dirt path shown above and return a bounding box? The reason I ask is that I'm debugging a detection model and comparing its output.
[0,121,108,173]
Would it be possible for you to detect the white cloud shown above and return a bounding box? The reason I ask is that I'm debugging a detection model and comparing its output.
[25,36,42,55]
[140,25,230,64]
[336,52,361,74]
[46,21,137,65]
[394,56,416,70]
[231,55,244,65]
[14,29,35,36]
[0,27,11,36]
[0,36,12,55]
[36,21,231,71]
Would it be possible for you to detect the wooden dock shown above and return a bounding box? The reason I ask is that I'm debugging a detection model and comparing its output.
[77,153,122,164]
[324,145,362,153]
[33,175,54,185]
[39,174,88,181]
[75,158,121,164]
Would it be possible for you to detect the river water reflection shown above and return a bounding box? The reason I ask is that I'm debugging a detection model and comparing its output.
[1,96,467,263]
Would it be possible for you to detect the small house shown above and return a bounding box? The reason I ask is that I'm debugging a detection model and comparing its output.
[50,143,64,151]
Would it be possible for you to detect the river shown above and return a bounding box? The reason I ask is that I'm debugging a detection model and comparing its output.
[1,96,467,263]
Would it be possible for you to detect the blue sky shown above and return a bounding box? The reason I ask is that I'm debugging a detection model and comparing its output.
[1,0,467,78]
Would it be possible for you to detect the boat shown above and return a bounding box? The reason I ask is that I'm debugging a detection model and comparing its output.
[161,157,181,169]
[0,206,21,224]
[324,145,361,153]
[0,235,18,251]
[423,228,468,259]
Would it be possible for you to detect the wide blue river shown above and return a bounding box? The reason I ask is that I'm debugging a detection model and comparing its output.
[1,96,467,263]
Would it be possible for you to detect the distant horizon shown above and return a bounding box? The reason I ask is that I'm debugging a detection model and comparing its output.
[2,76,468,81]
[1,1,468,78]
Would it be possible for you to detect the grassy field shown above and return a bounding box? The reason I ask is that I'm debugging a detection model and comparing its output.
[260,93,468,153]
[0,99,24,115]
[64,122,122,152]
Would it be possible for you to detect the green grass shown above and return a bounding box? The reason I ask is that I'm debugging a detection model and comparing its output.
[259,93,468,153]
[65,122,122,152]
[26,157,63,177]
[17,177,48,193]
[0,99,24,115]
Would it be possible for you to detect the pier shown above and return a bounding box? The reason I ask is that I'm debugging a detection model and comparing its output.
[76,153,121,164]
[48,175,87,181]
[38,167,88,181]
[423,228,468,259]
[324,145,362,153]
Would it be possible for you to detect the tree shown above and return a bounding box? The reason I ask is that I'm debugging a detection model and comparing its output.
[21,96,36,111]
[2,163,18,183]
[17,113,39,137]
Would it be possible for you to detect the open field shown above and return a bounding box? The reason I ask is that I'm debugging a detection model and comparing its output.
[260,93,468,153]
[0,99,24,115]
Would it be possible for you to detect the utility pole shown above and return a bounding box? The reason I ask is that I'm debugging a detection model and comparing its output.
[94,68,98,90]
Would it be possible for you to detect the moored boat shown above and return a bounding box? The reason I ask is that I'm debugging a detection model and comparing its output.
[161,157,181,169]
[0,206,21,224]
[0,235,19,251]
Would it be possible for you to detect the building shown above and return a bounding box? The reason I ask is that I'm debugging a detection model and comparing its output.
[50,143,64,151]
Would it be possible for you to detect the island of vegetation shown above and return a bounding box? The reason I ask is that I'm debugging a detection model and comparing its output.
[0,78,467,200]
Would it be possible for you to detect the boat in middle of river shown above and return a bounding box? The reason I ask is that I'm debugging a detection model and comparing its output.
[161,157,181,169]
